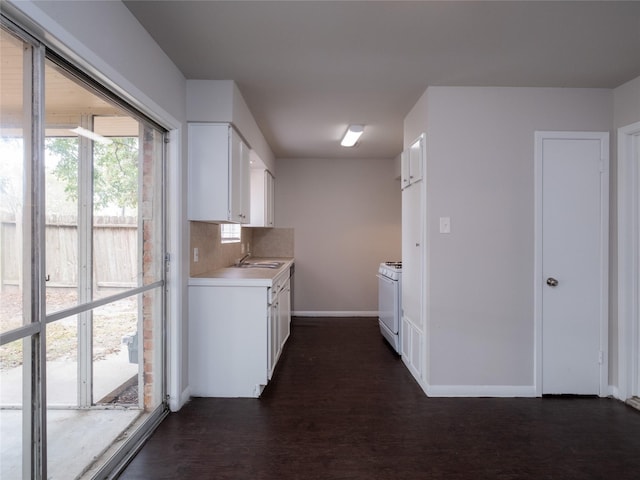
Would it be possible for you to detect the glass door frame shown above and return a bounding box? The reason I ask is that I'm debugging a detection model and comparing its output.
[0,15,169,479]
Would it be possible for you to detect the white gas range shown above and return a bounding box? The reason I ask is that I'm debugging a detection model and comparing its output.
[377,261,402,353]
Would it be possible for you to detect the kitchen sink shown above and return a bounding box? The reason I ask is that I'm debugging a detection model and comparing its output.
[233,261,284,269]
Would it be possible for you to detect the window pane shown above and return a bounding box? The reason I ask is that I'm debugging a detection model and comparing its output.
[40,54,166,477]
[44,135,79,313]
[45,316,78,406]
[93,295,139,406]
[43,60,148,309]
[43,59,87,314]
[91,289,163,411]
[46,310,139,480]
[0,338,24,480]
[0,27,28,335]
[221,224,241,243]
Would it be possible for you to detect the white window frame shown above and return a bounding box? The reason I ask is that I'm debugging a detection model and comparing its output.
[220,223,241,243]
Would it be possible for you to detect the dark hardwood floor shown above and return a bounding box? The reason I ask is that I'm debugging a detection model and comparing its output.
[118,317,640,479]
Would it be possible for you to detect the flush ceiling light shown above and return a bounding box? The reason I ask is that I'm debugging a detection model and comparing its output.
[70,126,112,144]
[340,124,364,147]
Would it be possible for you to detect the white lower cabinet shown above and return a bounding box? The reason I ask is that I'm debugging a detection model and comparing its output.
[401,316,424,383]
[268,275,291,378]
[189,270,291,397]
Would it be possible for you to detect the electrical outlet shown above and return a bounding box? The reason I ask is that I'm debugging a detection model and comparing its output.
[193,247,199,262]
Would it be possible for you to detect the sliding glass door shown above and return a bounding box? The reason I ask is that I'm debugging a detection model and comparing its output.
[0,19,168,480]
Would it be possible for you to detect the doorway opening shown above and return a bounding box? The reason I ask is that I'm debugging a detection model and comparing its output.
[617,121,640,405]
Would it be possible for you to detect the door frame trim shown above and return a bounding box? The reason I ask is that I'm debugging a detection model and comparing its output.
[534,131,610,397]
[617,121,640,400]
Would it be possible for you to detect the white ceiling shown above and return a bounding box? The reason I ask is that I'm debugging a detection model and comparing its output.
[124,1,640,160]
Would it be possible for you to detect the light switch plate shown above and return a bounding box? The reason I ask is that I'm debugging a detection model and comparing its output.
[439,217,451,234]
[193,247,199,262]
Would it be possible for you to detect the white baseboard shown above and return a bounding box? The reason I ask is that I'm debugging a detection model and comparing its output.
[170,386,191,412]
[293,311,378,317]
[424,383,537,398]
[609,385,620,399]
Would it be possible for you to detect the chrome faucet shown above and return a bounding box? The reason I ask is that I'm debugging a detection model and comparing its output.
[235,253,251,266]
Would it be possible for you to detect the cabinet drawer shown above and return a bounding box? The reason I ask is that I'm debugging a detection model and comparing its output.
[268,268,290,304]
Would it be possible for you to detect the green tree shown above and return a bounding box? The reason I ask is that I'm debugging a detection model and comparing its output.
[46,136,139,212]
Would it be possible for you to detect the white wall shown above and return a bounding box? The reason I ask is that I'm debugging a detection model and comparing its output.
[186,80,275,172]
[614,76,640,129]
[405,86,612,390]
[276,157,401,314]
[11,0,189,410]
[404,88,428,148]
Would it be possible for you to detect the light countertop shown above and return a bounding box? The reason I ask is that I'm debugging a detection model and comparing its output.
[188,257,294,287]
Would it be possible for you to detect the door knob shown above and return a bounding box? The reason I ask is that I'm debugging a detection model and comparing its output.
[546,277,559,287]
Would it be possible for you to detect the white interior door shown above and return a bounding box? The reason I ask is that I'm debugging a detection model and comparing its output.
[536,132,608,395]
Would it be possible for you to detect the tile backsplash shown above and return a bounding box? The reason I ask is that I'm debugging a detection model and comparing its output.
[251,228,294,258]
[189,222,294,276]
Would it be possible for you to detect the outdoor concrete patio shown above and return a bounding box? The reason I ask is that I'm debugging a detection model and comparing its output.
[0,348,139,479]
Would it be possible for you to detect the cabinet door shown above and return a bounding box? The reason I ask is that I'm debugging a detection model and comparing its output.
[240,140,251,223]
[401,318,423,382]
[229,128,245,222]
[268,301,278,379]
[408,134,424,184]
[189,285,268,397]
[401,317,411,359]
[187,123,230,221]
[278,278,291,349]
[402,182,423,327]
[265,171,275,227]
[248,169,275,227]
[249,168,264,226]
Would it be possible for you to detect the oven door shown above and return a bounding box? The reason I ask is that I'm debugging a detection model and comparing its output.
[377,273,399,334]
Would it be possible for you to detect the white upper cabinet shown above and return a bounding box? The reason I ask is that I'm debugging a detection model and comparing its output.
[229,127,251,223]
[188,123,250,223]
[248,168,275,228]
[401,133,425,189]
